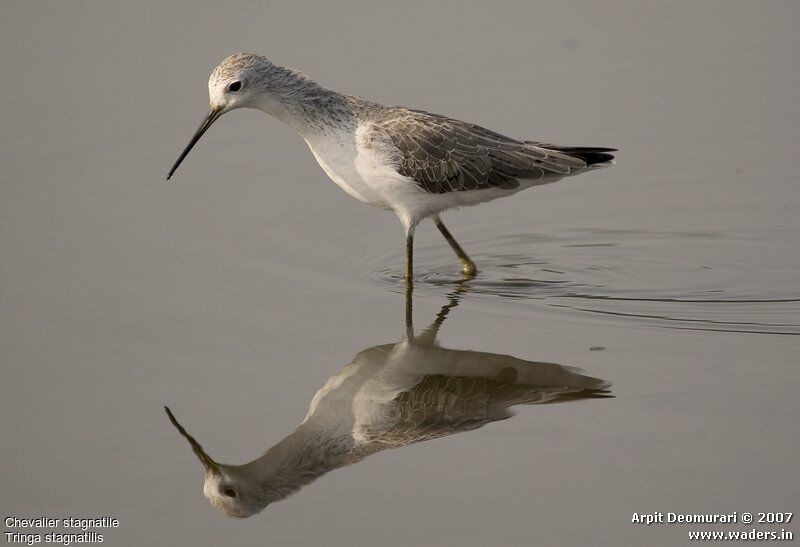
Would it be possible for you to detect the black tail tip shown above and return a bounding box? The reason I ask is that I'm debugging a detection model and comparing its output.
[556,146,617,166]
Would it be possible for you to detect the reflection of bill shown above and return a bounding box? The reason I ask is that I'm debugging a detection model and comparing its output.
[166,288,611,518]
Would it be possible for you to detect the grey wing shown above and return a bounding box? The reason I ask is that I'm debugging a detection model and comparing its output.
[364,372,605,449]
[374,110,588,194]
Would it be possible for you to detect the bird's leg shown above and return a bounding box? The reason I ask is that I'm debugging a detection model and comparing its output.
[417,285,468,344]
[404,228,415,283]
[432,215,477,277]
[405,280,414,340]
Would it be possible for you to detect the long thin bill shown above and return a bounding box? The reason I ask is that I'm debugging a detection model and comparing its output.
[166,108,222,180]
[164,406,221,475]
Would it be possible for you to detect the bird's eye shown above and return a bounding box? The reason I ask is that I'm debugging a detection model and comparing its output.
[223,487,237,498]
[228,81,242,92]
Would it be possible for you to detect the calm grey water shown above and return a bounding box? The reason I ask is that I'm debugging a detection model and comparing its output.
[1,2,798,546]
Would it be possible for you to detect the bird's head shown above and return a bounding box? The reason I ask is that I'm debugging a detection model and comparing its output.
[201,465,264,519]
[164,406,269,518]
[207,52,273,112]
[166,53,277,180]
[167,52,333,180]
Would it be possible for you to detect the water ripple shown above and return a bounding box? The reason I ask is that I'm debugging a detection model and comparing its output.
[356,228,800,336]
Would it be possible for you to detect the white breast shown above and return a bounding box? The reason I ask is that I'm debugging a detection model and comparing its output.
[303,123,521,229]
[305,123,426,212]
[303,126,381,207]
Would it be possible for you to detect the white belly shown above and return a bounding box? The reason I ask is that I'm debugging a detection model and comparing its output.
[303,125,557,229]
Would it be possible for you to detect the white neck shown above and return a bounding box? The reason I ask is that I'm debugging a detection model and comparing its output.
[250,76,356,136]
[234,420,358,504]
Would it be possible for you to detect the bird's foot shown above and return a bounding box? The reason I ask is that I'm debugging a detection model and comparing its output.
[460,260,477,278]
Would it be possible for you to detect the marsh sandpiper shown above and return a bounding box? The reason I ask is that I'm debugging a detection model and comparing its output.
[167,53,615,280]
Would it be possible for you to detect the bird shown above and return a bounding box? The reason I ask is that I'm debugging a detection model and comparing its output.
[167,53,616,280]
[165,287,611,518]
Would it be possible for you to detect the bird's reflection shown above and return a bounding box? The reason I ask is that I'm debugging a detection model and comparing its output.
[165,286,611,518]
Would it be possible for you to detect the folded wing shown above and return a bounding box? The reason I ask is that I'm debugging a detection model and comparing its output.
[374,109,614,194]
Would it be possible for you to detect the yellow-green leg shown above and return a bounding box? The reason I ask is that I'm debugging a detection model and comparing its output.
[405,230,414,282]
[433,215,477,277]
[405,278,414,339]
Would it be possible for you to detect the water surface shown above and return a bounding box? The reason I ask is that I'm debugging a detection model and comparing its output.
[1,2,798,546]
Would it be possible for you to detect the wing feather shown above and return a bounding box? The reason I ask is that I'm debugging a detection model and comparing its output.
[373,109,591,194]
